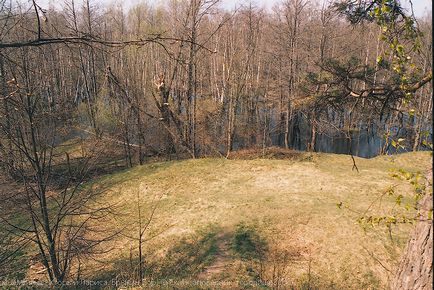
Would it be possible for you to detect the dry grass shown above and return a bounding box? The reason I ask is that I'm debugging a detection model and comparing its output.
[227,147,307,160]
[82,151,431,289]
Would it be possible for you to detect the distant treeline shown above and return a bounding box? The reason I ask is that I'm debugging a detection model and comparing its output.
[0,0,432,165]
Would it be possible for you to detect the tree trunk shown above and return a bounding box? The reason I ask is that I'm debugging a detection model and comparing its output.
[284,100,291,149]
[391,168,433,290]
[0,54,14,177]
[308,111,317,152]
[226,95,235,158]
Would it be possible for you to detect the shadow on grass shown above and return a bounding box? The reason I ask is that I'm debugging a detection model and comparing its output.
[64,224,367,290]
[87,226,221,289]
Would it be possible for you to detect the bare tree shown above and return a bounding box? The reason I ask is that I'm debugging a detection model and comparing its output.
[0,70,114,283]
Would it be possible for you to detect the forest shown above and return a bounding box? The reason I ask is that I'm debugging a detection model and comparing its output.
[0,0,432,288]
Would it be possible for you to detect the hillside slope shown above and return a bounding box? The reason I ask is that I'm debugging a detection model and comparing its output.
[84,151,431,289]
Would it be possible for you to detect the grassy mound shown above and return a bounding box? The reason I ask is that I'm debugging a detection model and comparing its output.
[79,151,431,289]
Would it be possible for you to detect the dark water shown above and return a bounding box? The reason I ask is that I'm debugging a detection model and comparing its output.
[274,125,430,159]
[300,131,391,158]
[263,130,396,158]
[238,111,432,158]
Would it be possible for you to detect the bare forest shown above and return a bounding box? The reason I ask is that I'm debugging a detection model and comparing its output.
[0,0,432,288]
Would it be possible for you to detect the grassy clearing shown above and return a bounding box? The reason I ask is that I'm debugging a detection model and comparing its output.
[72,151,431,288]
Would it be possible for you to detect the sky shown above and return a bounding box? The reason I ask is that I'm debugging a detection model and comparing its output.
[36,0,432,18]
[223,0,431,17]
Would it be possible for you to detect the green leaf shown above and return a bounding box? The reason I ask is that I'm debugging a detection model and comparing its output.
[381,5,391,13]
[386,186,395,195]
[374,6,380,16]
[376,56,383,64]
[386,216,397,225]
[396,194,403,206]
[405,172,413,180]
[396,44,404,55]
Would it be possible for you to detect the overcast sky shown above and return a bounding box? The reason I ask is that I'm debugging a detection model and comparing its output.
[36,0,432,18]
